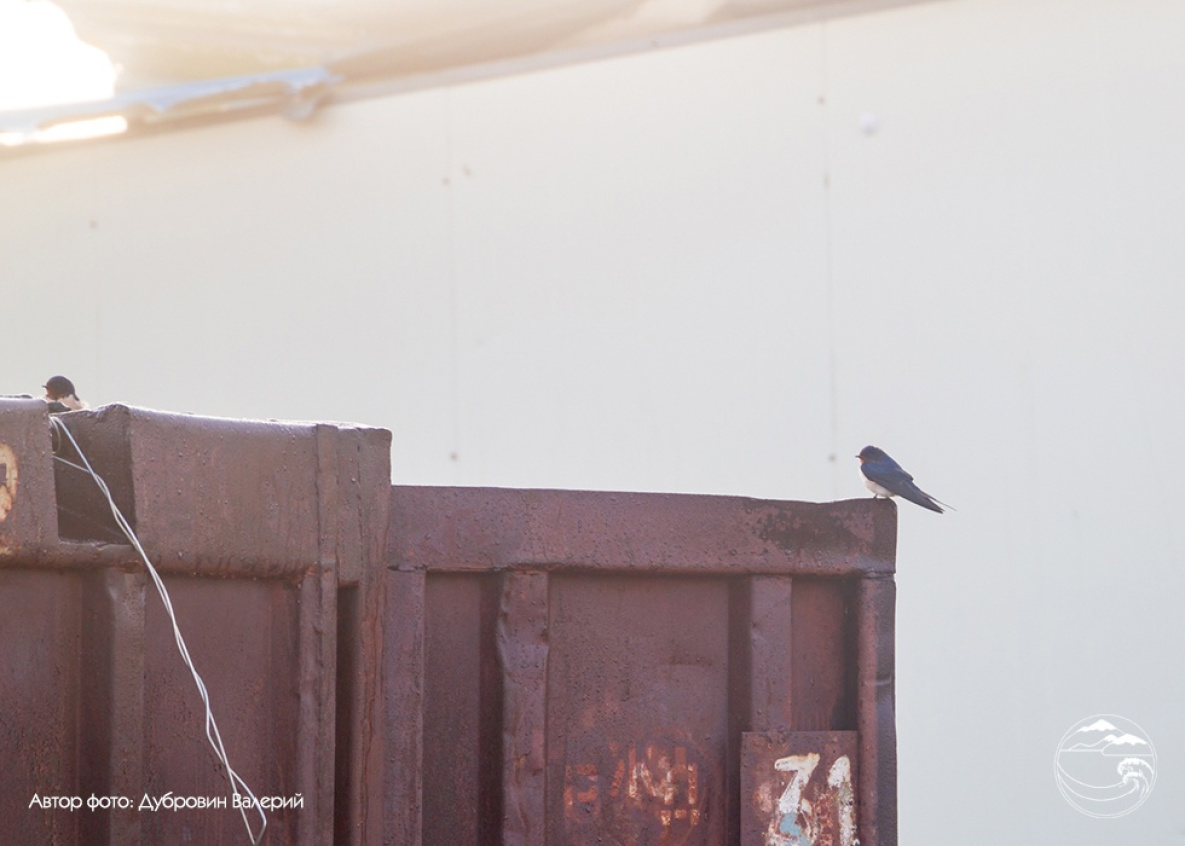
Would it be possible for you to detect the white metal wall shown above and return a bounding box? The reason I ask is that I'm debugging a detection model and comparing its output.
[3,0,1183,840]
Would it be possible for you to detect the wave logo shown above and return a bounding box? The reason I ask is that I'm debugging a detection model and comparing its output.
[1054,714,1157,818]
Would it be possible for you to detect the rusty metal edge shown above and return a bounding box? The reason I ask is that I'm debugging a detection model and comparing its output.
[297,565,338,845]
[856,574,897,846]
[3,540,140,569]
[6,542,315,580]
[327,425,391,846]
[79,568,146,845]
[387,486,896,576]
[497,571,549,846]
[383,569,425,846]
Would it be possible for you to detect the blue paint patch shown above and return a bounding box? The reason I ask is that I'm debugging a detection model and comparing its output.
[778,814,811,844]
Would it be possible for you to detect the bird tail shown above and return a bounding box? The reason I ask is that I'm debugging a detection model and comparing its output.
[921,489,956,512]
[900,481,950,513]
[916,495,944,514]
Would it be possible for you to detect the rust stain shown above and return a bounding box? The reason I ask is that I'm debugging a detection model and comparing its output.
[0,442,18,522]
[562,738,709,845]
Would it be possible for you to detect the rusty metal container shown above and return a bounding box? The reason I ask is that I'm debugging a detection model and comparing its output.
[385,486,898,846]
[0,400,390,845]
[0,399,896,844]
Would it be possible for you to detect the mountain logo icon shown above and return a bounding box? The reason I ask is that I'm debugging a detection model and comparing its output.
[1054,714,1156,818]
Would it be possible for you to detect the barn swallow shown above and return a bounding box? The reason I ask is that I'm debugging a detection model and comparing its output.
[43,375,88,412]
[857,445,949,513]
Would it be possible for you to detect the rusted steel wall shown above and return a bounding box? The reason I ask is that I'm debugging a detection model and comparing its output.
[386,486,898,846]
[0,400,390,845]
[0,399,897,844]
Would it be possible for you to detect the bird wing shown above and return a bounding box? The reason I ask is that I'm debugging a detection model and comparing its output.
[862,460,944,512]
[861,459,914,490]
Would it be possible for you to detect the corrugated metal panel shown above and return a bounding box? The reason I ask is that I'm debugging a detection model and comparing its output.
[386,486,897,846]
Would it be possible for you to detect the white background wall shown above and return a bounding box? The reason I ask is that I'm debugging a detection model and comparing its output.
[4,0,1184,840]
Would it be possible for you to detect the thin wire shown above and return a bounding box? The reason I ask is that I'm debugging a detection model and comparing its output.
[49,417,267,845]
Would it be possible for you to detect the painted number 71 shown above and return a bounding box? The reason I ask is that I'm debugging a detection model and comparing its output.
[770,753,856,846]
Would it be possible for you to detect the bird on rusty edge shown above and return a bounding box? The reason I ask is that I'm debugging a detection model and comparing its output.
[43,375,88,413]
[857,445,950,513]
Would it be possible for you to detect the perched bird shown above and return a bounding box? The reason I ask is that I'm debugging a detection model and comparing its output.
[857,445,950,513]
[43,375,88,412]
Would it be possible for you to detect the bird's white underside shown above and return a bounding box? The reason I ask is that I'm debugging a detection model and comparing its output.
[863,477,895,498]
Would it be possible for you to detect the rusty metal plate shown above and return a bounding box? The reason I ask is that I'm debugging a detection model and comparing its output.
[421,574,502,845]
[0,568,82,844]
[790,579,856,733]
[742,731,858,846]
[388,486,897,846]
[139,575,302,843]
[389,487,896,576]
[49,404,390,578]
[0,405,392,845]
[52,405,324,573]
[547,574,730,846]
[0,399,59,560]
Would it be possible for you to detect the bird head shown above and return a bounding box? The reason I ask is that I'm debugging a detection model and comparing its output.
[43,375,76,400]
[857,445,888,464]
